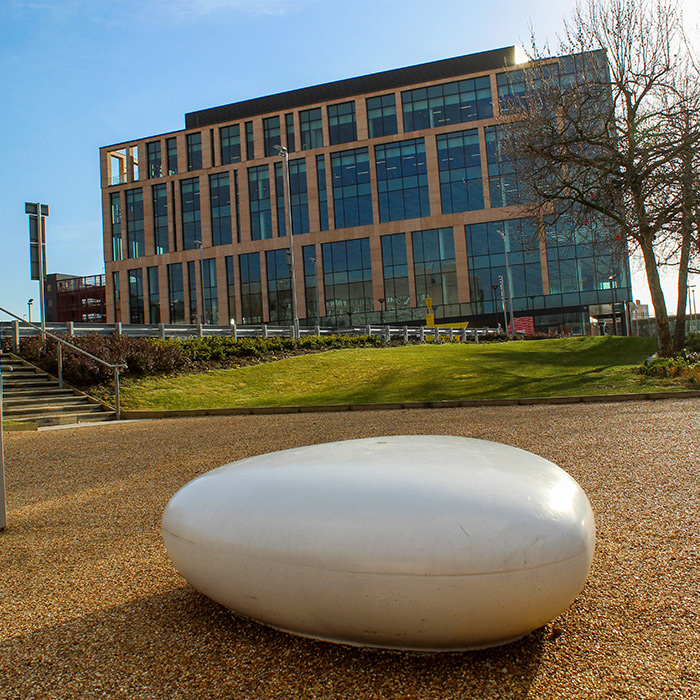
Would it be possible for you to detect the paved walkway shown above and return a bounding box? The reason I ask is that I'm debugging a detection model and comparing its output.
[1,399,699,699]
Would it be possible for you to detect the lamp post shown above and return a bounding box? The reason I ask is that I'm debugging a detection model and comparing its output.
[498,229,515,335]
[309,257,321,329]
[274,145,300,339]
[27,299,34,324]
[378,298,386,326]
[491,284,500,329]
[689,285,698,334]
[194,239,206,324]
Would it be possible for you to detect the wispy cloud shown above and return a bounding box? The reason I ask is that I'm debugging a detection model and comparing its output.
[160,0,312,17]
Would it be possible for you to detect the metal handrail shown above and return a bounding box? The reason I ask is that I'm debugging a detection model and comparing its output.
[0,305,127,420]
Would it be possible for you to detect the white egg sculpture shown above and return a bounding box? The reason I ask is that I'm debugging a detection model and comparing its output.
[162,435,595,651]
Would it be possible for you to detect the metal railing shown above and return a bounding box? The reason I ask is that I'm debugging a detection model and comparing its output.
[0,306,127,420]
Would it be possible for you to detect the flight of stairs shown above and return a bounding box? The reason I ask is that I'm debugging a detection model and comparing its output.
[0,353,116,427]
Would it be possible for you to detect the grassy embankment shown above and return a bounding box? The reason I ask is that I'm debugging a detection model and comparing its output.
[118,336,680,411]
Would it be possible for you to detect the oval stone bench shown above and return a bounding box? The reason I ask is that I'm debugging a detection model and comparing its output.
[162,435,595,650]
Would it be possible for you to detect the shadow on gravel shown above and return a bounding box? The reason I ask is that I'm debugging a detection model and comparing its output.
[0,586,548,700]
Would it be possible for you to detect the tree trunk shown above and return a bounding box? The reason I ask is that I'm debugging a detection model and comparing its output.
[640,239,673,356]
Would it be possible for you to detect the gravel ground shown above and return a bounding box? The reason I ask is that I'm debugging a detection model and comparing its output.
[1,400,699,699]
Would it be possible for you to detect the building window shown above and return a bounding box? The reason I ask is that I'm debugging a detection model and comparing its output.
[245,121,255,160]
[147,141,162,179]
[331,147,373,229]
[187,260,198,323]
[374,138,430,223]
[248,165,272,240]
[327,101,357,145]
[402,77,493,132]
[110,192,122,261]
[285,113,295,152]
[381,233,410,319]
[496,70,528,113]
[147,266,160,323]
[412,227,458,309]
[366,94,398,138]
[233,170,241,243]
[186,133,202,171]
[466,218,542,315]
[321,238,373,325]
[303,245,320,324]
[180,178,201,250]
[299,108,323,150]
[220,125,241,164]
[167,263,185,323]
[316,155,329,231]
[266,249,292,324]
[203,258,218,324]
[225,255,236,323]
[274,162,286,238]
[166,138,178,175]
[128,268,144,324]
[263,116,281,158]
[276,158,310,237]
[485,126,520,207]
[436,129,484,214]
[125,188,144,259]
[152,184,169,254]
[112,270,120,320]
[210,172,232,245]
[239,252,262,324]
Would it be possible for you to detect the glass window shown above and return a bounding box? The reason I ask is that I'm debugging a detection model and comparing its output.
[327,102,357,145]
[202,258,218,324]
[402,76,493,132]
[166,137,178,175]
[210,172,232,246]
[248,165,272,240]
[274,162,285,237]
[374,138,430,223]
[303,245,320,324]
[245,121,255,160]
[147,141,162,179]
[180,178,201,250]
[112,270,121,320]
[239,252,262,323]
[110,192,122,261]
[186,132,202,171]
[321,238,373,326]
[331,147,373,229]
[412,227,458,308]
[485,126,520,207]
[152,184,169,254]
[233,170,241,243]
[125,188,144,259]
[316,154,329,231]
[285,113,295,152]
[276,158,310,237]
[128,268,144,324]
[266,248,292,324]
[436,129,484,214]
[187,260,198,323]
[225,255,236,324]
[147,266,160,324]
[263,116,281,158]
[366,94,398,138]
[381,233,410,319]
[167,263,185,323]
[220,125,241,164]
[300,108,323,150]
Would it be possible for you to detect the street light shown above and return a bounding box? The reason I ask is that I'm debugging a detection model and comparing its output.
[378,298,386,325]
[274,144,300,339]
[193,239,206,324]
[27,299,34,324]
[689,285,698,334]
[498,229,515,335]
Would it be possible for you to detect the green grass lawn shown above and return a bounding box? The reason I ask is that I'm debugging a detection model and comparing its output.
[118,336,683,411]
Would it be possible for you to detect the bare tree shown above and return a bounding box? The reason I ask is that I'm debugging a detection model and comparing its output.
[502,0,700,355]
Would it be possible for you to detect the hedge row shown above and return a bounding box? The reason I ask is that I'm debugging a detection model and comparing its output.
[637,334,700,385]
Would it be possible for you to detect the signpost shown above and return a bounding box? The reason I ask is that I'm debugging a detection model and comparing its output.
[25,202,49,348]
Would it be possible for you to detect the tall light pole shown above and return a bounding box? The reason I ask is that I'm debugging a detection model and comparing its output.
[274,145,300,339]
[689,285,698,334]
[27,299,34,324]
[194,239,206,324]
[498,229,515,335]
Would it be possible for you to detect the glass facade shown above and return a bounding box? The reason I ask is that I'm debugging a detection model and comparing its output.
[366,94,398,138]
[128,268,144,324]
[166,137,178,175]
[167,263,185,323]
[147,141,162,179]
[180,178,201,250]
[263,116,281,157]
[300,108,323,150]
[322,238,372,325]
[125,188,144,259]
[485,126,520,207]
[210,172,232,245]
[239,252,262,323]
[402,77,493,132]
[274,162,286,237]
[285,113,295,152]
[202,258,218,324]
[316,155,329,231]
[412,227,458,310]
[110,192,122,261]
[266,249,292,323]
[147,266,160,323]
[331,148,373,229]
[245,121,255,160]
[225,255,236,323]
[375,138,430,223]
[152,184,169,255]
[220,125,241,164]
[303,245,320,323]
[327,102,357,145]
[186,132,202,171]
[187,260,198,323]
[436,129,484,214]
[248,165,272,240]
[381,233,410,319]
[112,271,120,319]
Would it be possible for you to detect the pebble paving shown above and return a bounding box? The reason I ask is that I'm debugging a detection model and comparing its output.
[1,399,699,699]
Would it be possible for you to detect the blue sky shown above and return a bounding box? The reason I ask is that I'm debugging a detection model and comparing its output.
[1,0,698,322]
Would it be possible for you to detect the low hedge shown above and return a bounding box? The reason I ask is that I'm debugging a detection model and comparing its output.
[638,334,700,386]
